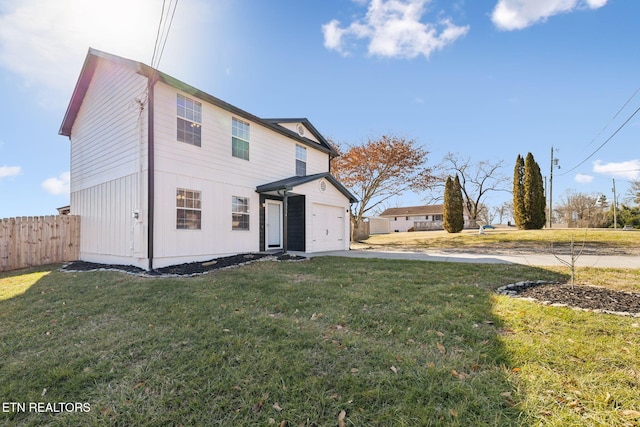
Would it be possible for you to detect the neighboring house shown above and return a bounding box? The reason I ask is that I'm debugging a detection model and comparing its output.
[379,205,468,232]
[59,48,356,270]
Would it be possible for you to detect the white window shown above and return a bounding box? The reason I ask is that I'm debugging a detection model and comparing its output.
[232,118,250,160]
[295,145,307,176]
[177,94,202,146]
[232,196,250,230]
[176,189,201,229]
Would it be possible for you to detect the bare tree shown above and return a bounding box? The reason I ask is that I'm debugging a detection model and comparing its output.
[493,201,513,225]
[556,190,608,228]
[627,179,640,205]
[551,233,586,287]
[429,153,510,228]
[331,135,433,239]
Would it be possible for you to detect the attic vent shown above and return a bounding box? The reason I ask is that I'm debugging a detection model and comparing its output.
[319,180,327,192]
[296,124,305,137]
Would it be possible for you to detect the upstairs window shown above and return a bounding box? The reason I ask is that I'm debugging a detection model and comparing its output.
[232,118,250,160]
[295,145,307,176]
[176,189,201,229]
[232,196,250,230]
[177,94,202,146]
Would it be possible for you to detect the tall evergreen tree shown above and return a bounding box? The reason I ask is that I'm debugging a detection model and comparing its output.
[443,175,464,233]
[523,153,546,229]
[513,155,525,228]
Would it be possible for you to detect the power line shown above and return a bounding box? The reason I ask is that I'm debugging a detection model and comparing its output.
[150,0,166,69]
[580,86,640,154]
[150,0,179,72]
[152,0,178,69]
[559,104,640,176]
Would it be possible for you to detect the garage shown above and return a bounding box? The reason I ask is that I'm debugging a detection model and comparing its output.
[256,173,356,254]
[312,203,346,252]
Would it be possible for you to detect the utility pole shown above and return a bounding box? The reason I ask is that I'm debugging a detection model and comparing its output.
[549,147,560,228]
[612,178,617,229]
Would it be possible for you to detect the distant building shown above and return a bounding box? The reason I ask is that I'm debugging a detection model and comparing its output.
[379,205,469,232]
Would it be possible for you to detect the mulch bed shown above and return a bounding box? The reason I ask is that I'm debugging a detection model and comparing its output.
[62,252,307,277]
[508,282,640,316]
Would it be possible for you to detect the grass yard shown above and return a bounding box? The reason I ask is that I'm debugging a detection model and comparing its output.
[363,228,640,255]
[1,258,639,426]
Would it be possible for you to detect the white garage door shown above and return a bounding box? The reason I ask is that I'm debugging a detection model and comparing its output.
[312,204,346,252]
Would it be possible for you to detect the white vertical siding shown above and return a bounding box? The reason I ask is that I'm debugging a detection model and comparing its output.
[69,57,148,267]
[71,173,147,268]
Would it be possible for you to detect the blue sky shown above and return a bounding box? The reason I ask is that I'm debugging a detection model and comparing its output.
[1,0,639,218]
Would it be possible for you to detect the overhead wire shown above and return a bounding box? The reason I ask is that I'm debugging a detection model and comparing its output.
[141,0,179,106]
[150,0,179,71]
[558,103,640,176]
[150,0,166,69]
[579,86,640,154]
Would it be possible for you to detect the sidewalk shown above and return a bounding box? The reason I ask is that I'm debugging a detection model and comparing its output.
[300,249,640,269]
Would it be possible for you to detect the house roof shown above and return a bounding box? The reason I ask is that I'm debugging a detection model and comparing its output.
[379,205,444,217]
[256,173,357,203]
[59,48,339,157]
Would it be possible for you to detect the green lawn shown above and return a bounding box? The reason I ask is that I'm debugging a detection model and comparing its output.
[1,259,639,426]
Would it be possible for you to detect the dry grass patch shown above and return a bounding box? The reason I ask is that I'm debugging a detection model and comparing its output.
[364,228,640,255]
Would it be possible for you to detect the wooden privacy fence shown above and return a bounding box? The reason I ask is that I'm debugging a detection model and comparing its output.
[0,215,80,272]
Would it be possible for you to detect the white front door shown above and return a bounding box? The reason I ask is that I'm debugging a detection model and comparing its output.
[266,200,283,249]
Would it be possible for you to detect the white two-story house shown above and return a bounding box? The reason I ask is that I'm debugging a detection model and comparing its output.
[59,48,356,270]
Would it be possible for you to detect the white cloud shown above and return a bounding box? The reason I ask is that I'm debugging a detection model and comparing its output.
[593,159,640,180]
[0,0,157,92]
[491,0,608,31]
[322,0,469,59]
[0,0,212,98]
[574,173,594,184]
[0,166,22,180]
[42,172,70,195]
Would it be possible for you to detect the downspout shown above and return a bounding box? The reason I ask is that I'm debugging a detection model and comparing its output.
[147,75,157,271]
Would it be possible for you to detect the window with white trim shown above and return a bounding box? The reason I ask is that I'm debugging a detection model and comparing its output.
[176,189,202,229]
[232,196,250,230]
[232,118,250,160]
[295,145,307,176]
[177,94,202,146]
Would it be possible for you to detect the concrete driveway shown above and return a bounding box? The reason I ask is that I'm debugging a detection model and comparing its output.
[300,248,640,269]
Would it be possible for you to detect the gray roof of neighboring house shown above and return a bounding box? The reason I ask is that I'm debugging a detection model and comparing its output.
[59,48,339,157]
[379,205,445,217]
